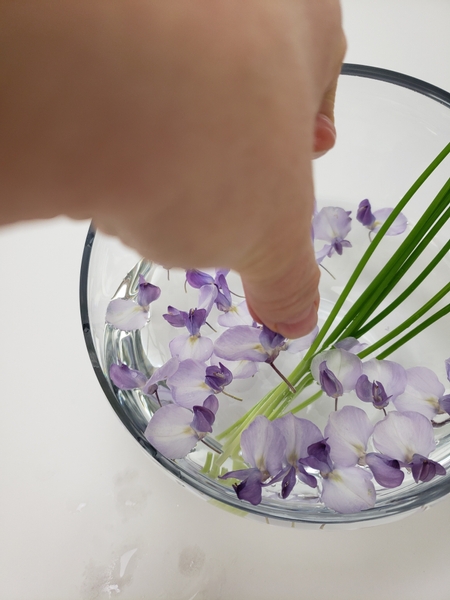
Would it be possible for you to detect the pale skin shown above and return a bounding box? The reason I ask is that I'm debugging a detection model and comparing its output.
[0,0,346,338]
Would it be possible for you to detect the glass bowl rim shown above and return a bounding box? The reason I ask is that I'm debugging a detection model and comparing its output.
[79,63,450,526]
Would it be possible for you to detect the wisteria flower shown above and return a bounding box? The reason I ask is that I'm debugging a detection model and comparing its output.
[144,395,219,459]
[356,358,406,410]
[302,440,376,514]
[214,324,316,365]
[311,348,363,396]
[110,362,148,390]
[313,206,352,264]
[324,406,374,467]
[373,411,445,483]
[393,366,448,419]
[186,268,233,312]
[167,359,235,408]
[357,199,407,237]
[163,306,213,362]
[220,416,286,505]
[209,354,258,380]
[272,414,323,496]
[335,337,368,354]
[106,275,161,331]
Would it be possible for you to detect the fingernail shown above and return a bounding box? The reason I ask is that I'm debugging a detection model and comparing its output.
[275,304,318,339]
[313,114,337,160]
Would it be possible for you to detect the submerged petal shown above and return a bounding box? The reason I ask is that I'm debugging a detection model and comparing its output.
[106,298,148,331]
[109,363,147,390]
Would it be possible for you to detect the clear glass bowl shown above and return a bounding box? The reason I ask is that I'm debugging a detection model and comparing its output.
[80,65,450,529]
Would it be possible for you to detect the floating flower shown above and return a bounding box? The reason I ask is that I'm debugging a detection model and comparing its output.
[106,275,161,331]
[372,411,445,483]
[163,307,214,362]
[273,414,323,496]
[167,359,235,408]
[313,206,352,264]
[392,366,447,419]
[311,348,363,394]
[324,406,374,467]
[302,439,376,514]
[357,199,407,236]
[144,395,218,459]
[220,416,286,505]
[355,358,406,410]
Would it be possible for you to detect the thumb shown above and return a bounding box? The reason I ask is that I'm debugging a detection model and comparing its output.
[240,218,320,340]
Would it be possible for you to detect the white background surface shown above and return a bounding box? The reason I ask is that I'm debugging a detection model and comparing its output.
[1,2,450,599]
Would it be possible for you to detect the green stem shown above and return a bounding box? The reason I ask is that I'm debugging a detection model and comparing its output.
[358,281,450,359]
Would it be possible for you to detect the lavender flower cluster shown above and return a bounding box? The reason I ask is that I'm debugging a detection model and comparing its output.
[104,198,449,514]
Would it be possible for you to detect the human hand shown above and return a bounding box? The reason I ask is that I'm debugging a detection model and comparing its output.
[1,0,345,337]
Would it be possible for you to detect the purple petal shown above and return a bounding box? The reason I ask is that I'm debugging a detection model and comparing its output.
[281,466,297,499]
[393,366,445,419]
[296,464,318,488]
[311,349,362,392]
[315,243,333,264]
[203,395,219,415]
[260,326,286,351]
[410,454,446,483]
[205,362,233,392]
[355,375,391,409]
[439,394,450,415]
[169,333,214,362]
[106,298,148,331]
[191,405,215,434]
[144,405,198,459]
[215,274,232,310]
[356,199,375,227]
[324,406,374,467]
[186,269,214,289]
[321,467,376,514]
[163,306,187,328]
[209,354,259,379]
[109,363,147,390]
[214,325,267,362]
[365,453,404,488]
[319,361,344,398]
[221,468,264,506]
[198,284,218,315]
[136,275,161,307]
[302,440,333,474]
[445,358,450,382]
[185,308,207,336]
[273,414,323,464]
[240,416,286,476]
[146,357,180,387]
[373,411,436,463]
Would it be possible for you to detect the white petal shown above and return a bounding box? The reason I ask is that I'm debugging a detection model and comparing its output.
[373,411,435,462]
[144,405,198,459]
[198,284,218,314]
[361,358,407,402]
[325,406,374,467]
[372,208,408,235]
[286,326,318,354]
[393,366,445,419]
[241,416,286,475]
[169,334,213,362]
[217,301,253,327]
[106,298,148,331]
[321,467,376,514]
[313,207,352,242]
[167,359,211,408]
